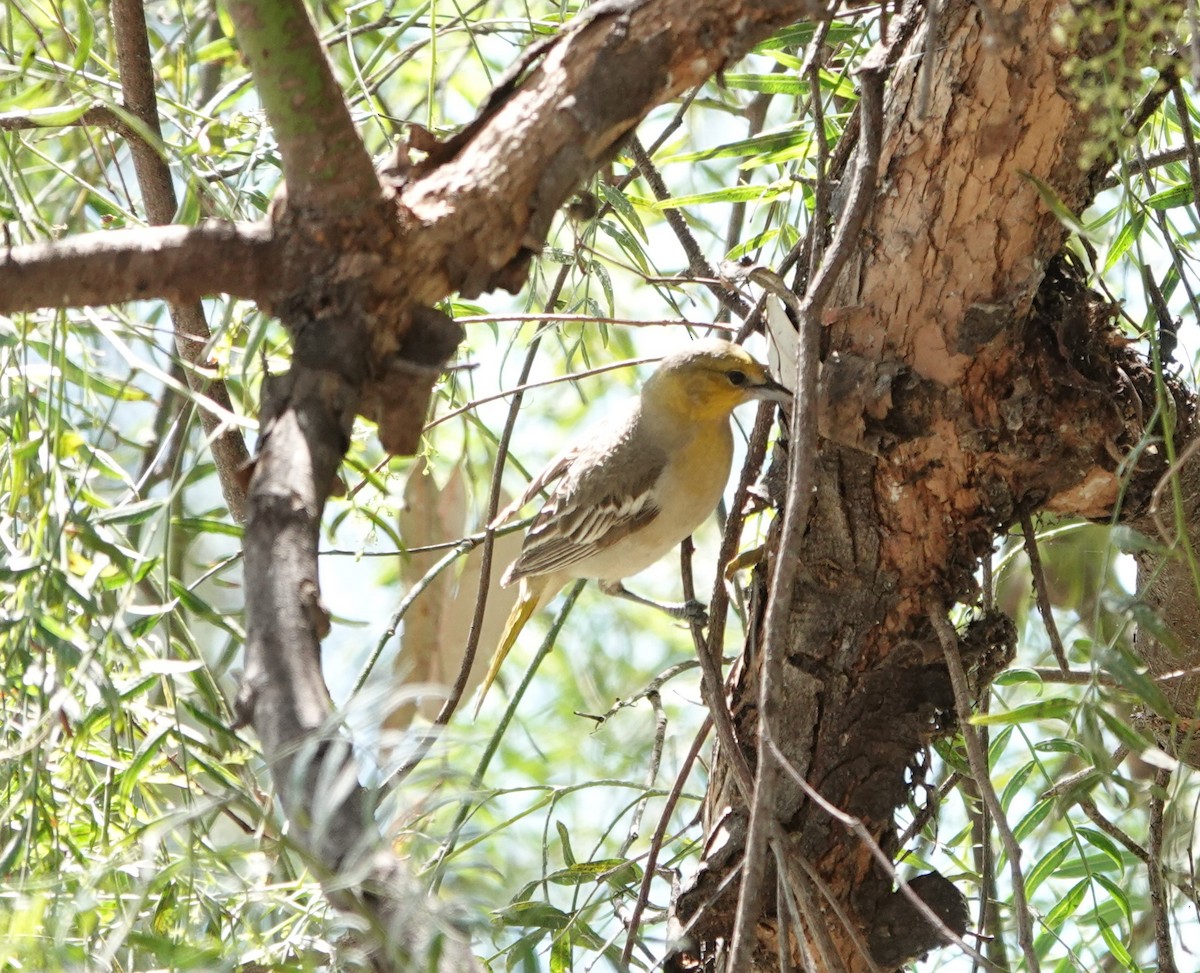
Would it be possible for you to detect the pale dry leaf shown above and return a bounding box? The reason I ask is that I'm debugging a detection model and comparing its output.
[388,459,522,728]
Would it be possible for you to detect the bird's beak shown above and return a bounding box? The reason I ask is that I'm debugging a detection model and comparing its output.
[750,375,793,404]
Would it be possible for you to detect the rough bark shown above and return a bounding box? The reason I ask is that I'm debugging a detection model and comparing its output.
[675,2,1185,970]
[0,1,853,970]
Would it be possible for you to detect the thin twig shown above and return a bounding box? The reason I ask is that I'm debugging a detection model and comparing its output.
[776,860,820,973]
[425,581,586,892]
[1019,510,1069,673]
[391,265,572,785]
[896,771,961,849]
[591,657,713,723]
[628,136,751,319]
[110,0,250,521]
[928,597,1040,973]
[1149,767,1180,973]
[1077,795,1148,862]
[777,854,847,973]
[1168,78,1200,236]
[967,693,1005,973]
[618,691,669,859]
[723,63,786,275]
[1099,145,1195,190]
[804,55,830,291]
[619,715,712,966]
[776,868,798,973]
[423,354,659,432]
[351,539,473,695]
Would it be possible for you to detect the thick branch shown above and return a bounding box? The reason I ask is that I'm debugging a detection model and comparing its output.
[3,0,824,331]
[237,318,480,972]
[222,0,379,214]
[0,222,279,314]
[394,0,827,302]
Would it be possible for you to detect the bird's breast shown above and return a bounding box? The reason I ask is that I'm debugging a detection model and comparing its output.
[589,420,734,582]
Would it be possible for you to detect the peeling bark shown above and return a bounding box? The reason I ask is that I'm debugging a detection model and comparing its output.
[675,2,1185,970]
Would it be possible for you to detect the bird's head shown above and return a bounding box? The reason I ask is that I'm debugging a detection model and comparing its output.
[643,339,792,421]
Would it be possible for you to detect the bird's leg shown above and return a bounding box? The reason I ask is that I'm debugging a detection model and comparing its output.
[598,580,708,627]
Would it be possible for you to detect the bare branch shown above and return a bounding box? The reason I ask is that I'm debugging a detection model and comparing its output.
[222,0,379,214]
[629,136,751,318]
[111,0,250,522]
[1019,511,1069,673]
[396,0,831,302]
[237,316,479,971]
[0,222,279,315]
[928,599,1040,973]
[1149,769,1181,973]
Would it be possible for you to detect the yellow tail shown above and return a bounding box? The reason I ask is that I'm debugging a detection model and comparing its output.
[473,582,541,718]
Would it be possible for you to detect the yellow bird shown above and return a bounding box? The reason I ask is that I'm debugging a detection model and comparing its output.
[475,338,791,714]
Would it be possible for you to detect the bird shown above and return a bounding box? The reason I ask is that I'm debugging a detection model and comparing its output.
[474,338,792,715]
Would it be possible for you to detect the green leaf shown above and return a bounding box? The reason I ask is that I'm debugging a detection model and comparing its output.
[36,615,90,652]
[550,933,570,973]
[194,37,238,63]
[727,227,781,261]
[987,725,1014,768]
[659,124,805,165]
[594,220,648,273]
[1100,644,1177,718]
[117,725,172,802]
[1033,738,1089,758]
[493,901,571,930]
[557,820,575,866]
[1000,760,1034,811]
[1076,827,1124,870]
[589,259,615,319]
[973,697,1076,725]
[722,73,807,95]
[544,859,633,887]
[1025,838,1072,895]
[1097,707,1155,754]
[92,498,165,526]
[597,183,647,242]
[1102,210,1144,273]
[1020,170,1091,238]
[171,517,244,538]
[0,104,90,127]
[653,181,791,211]
[1045,878,1088,929]
[1012,797,1055,842]
[757,22,863,52]
[69,0,95,70]
[1093,873,1132,925]
[1098,920,1136,971]
[1146,183,1192,210]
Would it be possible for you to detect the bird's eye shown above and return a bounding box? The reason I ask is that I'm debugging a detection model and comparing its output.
[727,370,747,386]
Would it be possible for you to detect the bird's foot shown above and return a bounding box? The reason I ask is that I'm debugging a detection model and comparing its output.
[668,598,709,628]
[600,581,709,627]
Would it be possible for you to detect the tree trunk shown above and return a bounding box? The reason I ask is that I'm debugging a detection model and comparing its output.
[675,2,1182,969]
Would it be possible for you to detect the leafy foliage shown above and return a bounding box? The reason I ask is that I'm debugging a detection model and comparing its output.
[3,0,1200,970]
